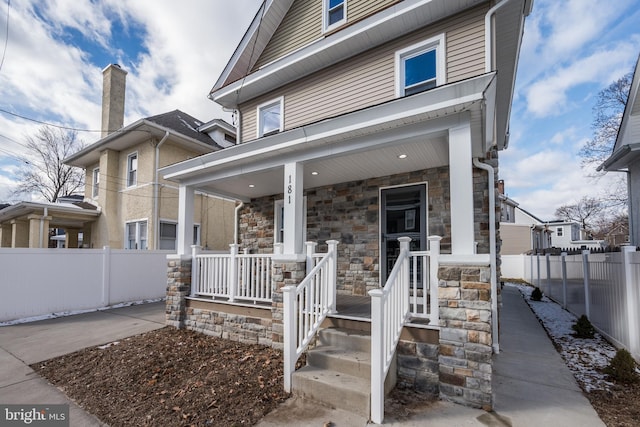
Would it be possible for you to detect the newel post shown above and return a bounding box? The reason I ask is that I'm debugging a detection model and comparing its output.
[229,244,239,302]
[282,285,297,392]
[622,246,639,357]
[305,241,317,274]
[327,240,339,313]
[582,249,591,318]
[369,287,384,424]
[428,236,442,324]
[190,245,201,297]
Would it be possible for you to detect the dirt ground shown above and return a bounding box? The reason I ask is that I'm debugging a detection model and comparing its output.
[32,326,639,426]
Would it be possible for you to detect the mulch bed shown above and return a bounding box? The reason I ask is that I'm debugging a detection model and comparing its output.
[32,327,289,426]
[587,383,640,427]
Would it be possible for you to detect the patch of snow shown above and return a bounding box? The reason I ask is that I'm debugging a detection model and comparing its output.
[98,341,120,350]
[0,298,165,327]
[507,283,618,392]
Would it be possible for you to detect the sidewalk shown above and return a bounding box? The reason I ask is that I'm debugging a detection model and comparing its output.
[0,302,166,427]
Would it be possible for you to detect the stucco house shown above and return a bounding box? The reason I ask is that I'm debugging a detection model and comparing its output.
[162,0,532,422]
[600,53,640,247]
[0,65,237,251]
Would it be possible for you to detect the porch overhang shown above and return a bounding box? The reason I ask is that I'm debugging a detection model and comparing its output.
[0,201,100,230]
[163,74,496,201]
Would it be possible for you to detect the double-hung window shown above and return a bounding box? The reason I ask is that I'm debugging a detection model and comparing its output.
[159,221,177,250]
[324,0,346,32]
[257,97,283,138]
[396,35,445,97]
[92,168,99,198]
[126,220,147,250]
[127,152,138,187]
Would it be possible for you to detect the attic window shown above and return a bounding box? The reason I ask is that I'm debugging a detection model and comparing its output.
[396,35,445,97]
[324,0,346,32]
[257,97,283,138]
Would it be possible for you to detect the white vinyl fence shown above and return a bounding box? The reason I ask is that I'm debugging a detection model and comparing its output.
[0,247,169,323]
[501,248,640,361]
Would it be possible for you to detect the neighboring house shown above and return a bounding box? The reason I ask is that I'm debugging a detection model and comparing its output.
[0,64,237,251]
[545,220,603,251]
[499,188,552,255]
[601,53,640,246]
[604,222,630,247]
[161,0,532,421]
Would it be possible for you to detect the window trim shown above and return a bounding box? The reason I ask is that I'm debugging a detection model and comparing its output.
[126,152,138,187]
[92,167,99,198]
[125,219,148,250]
[323,0,347,33]
[395,34,446,98]
[256,97,284,138]
[159,220,178,251]
[556,227,563,237]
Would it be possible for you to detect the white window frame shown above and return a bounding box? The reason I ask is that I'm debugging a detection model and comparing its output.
[323,0,347,33]
[92,168,99,198]
[274,198,307,244]
[257,97,284,138]
[556,227,563,237]
[126,152,138,187]
[125,219,148,250]
[395,34,446,98]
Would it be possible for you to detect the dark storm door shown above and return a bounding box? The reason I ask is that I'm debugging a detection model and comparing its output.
[380,184,427,283]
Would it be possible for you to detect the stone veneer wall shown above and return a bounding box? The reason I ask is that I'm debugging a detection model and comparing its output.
[438,263,493,410]
[238,166,497,296]
[166,256,191,328]
[396,328,440,396]
[270,260,307,350]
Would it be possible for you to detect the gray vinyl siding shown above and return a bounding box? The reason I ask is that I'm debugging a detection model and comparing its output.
[241,3,488,143]
[254,0,400,70]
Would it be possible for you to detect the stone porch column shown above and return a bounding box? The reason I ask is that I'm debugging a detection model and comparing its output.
[27,214,52,248]
[10,219,28,248]
[271,258,306,350]
[166,255,192,329]
[0,223,12,248]
[65,229,80,249]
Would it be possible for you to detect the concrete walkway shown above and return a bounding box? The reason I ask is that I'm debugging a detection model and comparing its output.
[0,302,166,427]
[0,291,605,426]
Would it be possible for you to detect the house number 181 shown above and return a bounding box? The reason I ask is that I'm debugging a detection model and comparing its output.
[287,175,293,204]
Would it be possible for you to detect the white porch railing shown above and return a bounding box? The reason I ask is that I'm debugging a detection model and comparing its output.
[369,235,441,424]
[282,240,339,392]
[408,236,441,324]
[191,244,273,304]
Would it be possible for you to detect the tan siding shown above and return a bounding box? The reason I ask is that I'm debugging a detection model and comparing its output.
[254,0,323,70]
[348,0,399,23]
[241,3,488,141]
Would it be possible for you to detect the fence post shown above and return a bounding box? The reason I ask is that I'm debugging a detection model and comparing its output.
[428,236,441,325]
[582,250,591,319]
[622,246,639,358]
[229,243,239,302]
[561,252,567,309]
[369,287,384,424]
[102,246,111,306]
[305,241,317,275]
[536,254,541,289]
[190,246,201,297]
[545,253,551,297]
[282,285,297,393]
[327,240,339,314]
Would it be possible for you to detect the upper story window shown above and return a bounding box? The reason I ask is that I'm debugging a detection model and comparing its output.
[127,152,138,187]
[92,168,99,198]
[324,0,346,32]
[396,35,445,97]
[257,97,283,138]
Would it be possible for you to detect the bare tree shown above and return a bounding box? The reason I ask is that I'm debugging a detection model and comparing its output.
[554,196,606,234]
[11,126,86,202]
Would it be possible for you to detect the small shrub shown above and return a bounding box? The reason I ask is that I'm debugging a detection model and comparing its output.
[530,287,543,301]
[571,315,595,339]
[604,349,639,383]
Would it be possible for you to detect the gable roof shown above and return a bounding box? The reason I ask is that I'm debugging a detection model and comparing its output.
[65,110,230,168]
[600,54,640,171]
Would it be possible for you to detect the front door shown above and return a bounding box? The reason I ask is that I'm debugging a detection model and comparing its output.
[380,184,427,283]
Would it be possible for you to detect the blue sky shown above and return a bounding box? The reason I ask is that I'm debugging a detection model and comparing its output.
[0,0,639,220]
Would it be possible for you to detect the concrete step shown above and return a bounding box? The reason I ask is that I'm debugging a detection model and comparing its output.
[292,365,371,418]
[316,327,371,352]
[307,345,371,380]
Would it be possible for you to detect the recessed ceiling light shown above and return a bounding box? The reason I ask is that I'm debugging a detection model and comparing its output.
[249,184,255,188]
[311,171,319,176]
[398,154,408,159]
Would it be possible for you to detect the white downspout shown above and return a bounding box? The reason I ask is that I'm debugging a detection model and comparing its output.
[473,158,499,353]
[234,202,244,245]
[154,131,170,249]
[40,207,48,248]
[485,0,514,73]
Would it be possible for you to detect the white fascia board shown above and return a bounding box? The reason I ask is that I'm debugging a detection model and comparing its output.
[164,74,493,183]
[212,0,482,107]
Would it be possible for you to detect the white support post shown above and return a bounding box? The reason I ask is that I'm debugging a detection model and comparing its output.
[190,245,201,297]
[229,243,239,302]
[327,240,339,314]
[561,252,568,309]
[622,246,639,357]
[177,184,195,256]
[545,253,551,296]
[282,285,297,392]
[582,250,591,319]
[369,288,384,424]
[448,122,475,255]
[428,236,442,325]
[102,246,111,306]
[283,162,304,255]
[536,254,541,289]
[305,241,317,274]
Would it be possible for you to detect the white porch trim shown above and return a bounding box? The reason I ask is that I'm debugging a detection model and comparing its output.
[177,184,195,256]
[448,121,475,255]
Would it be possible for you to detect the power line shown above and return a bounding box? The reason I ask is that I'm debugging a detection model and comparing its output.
[0,0,9,73]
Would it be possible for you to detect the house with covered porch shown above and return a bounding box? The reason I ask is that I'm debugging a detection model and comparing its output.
[163,0,532,423]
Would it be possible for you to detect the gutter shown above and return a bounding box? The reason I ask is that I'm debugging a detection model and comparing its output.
[154,131,170,249]
[473,158,499,353]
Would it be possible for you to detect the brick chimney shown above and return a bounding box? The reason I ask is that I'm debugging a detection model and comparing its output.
[101,64,127,138]
[498,179,505,195]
